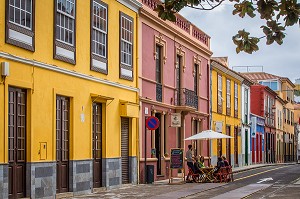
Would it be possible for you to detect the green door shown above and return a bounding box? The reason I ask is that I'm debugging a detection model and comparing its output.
[245,129,248,165]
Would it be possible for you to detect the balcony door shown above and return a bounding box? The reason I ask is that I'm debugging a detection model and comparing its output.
[93,103,102,188]
[8,87,27,198]
[56,96,70,193]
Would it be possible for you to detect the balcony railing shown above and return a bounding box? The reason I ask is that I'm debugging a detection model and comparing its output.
[141,0,209,47]
[156,83,162,102]
[174,88,198,109]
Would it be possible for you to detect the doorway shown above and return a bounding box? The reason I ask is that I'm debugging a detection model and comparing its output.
[92,103,102,188]
[245,129,248,165]
[8,87,27,198]
[121,117,129,184]
[155,113,162,175]
[234,127,238,166]
[226,126,231,165]
[56,95,70,193]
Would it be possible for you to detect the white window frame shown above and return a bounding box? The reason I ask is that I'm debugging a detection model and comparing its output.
[120,14,133,67]
[56,0,75,45]
[8,0,32,29]
[234,82,238,111]
[226,79,231,109]
[92,1,107,58]
[218,74,222,106]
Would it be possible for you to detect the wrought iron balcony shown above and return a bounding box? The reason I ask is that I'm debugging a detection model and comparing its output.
[174,88,198,109]
[156,83,162,102]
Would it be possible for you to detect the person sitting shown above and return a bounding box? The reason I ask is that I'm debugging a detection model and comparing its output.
[215,156,225,173]
[222,155,230,167]
[193,156,201,174]
[198,155,205,168]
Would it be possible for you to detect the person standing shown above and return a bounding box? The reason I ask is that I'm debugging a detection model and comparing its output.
[186,144,195,172]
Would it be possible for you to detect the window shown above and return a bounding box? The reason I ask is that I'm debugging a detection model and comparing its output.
[234,82,238,117]
[120,12,133,80]
[156,45,162,83]
[226,79,231,115]
[217,74,222,113]
[54,0,76,64]
[283,108,286,123]
[175,55,181,106]
[194,64,199,95]
[6,0,35,51]
[259,80,279,91]
[244,88,249,123]
[156,45,162,102]
[91,0,108,74]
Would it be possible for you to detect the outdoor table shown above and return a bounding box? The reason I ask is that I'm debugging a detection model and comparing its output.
[199,167,216,182]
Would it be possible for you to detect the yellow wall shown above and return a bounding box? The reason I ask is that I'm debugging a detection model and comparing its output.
[211,68,242,157]
[0,0,139,163]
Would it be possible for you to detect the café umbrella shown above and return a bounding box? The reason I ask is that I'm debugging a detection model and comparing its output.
[184,130,233,165]
[184,130,233,140]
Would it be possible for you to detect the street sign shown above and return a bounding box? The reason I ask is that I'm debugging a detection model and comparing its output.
[146,116,160,130]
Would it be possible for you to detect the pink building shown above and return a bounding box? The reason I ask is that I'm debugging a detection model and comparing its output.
[138,0,212,182]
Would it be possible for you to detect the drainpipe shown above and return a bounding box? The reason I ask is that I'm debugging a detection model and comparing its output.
[209,61,212,166]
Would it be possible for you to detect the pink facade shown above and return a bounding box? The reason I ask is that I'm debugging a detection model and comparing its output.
[139,0,212,182]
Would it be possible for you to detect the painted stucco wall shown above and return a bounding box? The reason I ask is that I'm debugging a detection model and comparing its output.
[0,0,139,164]
[211,67,242,166]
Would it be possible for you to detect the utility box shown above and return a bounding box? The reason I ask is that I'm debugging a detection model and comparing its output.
[39,142,47,160]
[146,165,154,184]
[1,62,9,77]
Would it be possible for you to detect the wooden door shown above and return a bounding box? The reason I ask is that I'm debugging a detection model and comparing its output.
[93,103,102,188]
[234,127,238,166]
[121,118,129,184]
[56,96,70,193]
[226,126,231,165]
[217,139,222,158]
[245,129,248,165]
[155,113,161,175]
[8,87,26,198]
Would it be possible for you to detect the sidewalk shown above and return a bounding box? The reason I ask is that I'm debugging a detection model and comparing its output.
[74,163,296,199]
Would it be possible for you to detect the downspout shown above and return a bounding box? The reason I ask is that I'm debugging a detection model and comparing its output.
[136,10,140,184]
[209,61,212,166]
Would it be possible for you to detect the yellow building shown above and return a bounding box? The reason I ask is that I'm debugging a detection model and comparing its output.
[211,57,243,167]
[0,0,141,198]
[280,78,296,161]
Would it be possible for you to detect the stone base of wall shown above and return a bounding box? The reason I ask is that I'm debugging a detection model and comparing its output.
[129,156,137,184]
[103,158,121,187]
[0,164,8,199]
[102,156,137,188]
[26,162,56,199]
[69,160,93,196]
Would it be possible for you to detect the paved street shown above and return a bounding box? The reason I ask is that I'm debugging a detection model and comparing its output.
[74,163,300,199]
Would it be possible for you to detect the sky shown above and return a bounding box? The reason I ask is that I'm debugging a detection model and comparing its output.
[179,1,300,83]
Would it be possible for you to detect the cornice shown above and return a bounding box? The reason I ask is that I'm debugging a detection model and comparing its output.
[139,9,213,57]
[117,0,142,13]
[211,61,244,82]
[0,51,139,92]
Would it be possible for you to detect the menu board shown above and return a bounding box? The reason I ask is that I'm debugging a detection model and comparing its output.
[170,148,184,169]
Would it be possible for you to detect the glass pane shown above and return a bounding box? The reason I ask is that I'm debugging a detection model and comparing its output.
[21,10,25,26]
[271,82,277,90]
[16,0,20,8]
[9,6,14,22]
[15,8,20,24]
[26,0,31,12]
[21,0,25,10]
[26,13,30,28]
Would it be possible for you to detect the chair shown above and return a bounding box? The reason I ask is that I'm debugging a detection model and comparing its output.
[214,167,227,183]
[186,167,199,183]
[226,166,233,182]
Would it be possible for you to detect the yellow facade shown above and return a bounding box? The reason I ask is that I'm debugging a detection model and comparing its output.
[211,58,242,166]
[0,0,142,197]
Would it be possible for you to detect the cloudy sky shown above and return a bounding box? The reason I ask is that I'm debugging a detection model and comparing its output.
[180,1,300,82]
